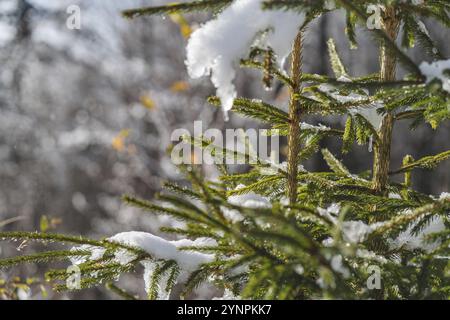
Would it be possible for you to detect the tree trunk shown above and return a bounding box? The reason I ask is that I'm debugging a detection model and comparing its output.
[372,7,400,194]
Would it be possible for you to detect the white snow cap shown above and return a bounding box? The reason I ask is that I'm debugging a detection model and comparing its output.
[318,203,378,244]
[186,0,305,118]
[392,216,446,252]
[419,59,450,93]
[109,232,216,298]
[109,231,215,270]
[223,184,271,222]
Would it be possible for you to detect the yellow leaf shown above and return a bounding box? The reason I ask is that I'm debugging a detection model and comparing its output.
[112,129,130,152]
[112,137,124,152]
[40,216,49,233]
[180,24,192,38]
[430,119,438,129]
[170,81,190,92]
[169,13,192,38]
[140,95,156,110]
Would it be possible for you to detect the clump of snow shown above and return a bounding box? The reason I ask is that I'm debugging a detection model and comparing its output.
[223,184,271,222]
[341,221,375,244]
[356,249,388,264]
[388,193,402,199]
[222,207,245,223]
[113,232,216,298]
[300,122,331,131]
[337,75,352,82]
[294,264,304,275]
[141,260,172,300]
[71,231,216,298]
[227,186,271,208]
[259,160,305,176]
[186,0,305,118]
[417,20,430,37]
[439,192,450,200]
[330,254,350,278]
[113,248,137,265]
[317,203,341,223]
[391,216,446,252]
[70,245,106,265]
[17,288,31,300]
[318,203,377,244]
[317,84,383,129]
[109,232,215,270]
[322,237,334,247]
[419,59,450,93]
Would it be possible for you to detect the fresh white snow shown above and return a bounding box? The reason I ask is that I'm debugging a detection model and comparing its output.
[419,59,450,93]
[70,231,216,298]
[223,184,271,222]
[109,231,215,270]
[186,0,306,118]
[317,83,384,129]
[391,216,446,252]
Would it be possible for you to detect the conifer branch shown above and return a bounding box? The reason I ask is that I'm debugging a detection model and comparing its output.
[106,282,138,300]
[321,149,351,176]
[0,231,148,256]
[337,0,423,78]
[0,231,104,247]
[122,0,232,19]
[0,250,89,268]
[208,96,289,124]
[390,150,450,175]
[240,59,294,88]
[395,109,425,121]
[371,199,449,237]
[327,38,348,79]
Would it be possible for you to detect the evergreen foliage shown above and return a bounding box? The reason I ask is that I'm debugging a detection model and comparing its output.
[0,0,449,300]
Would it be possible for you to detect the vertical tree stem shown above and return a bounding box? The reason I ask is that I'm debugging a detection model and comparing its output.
[372,7,400,194]
[287,31,303,204]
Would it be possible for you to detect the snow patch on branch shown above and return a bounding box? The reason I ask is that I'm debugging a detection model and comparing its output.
[71,231,216,299]
[222,185,271,222]
[186,0,305,118]
[300,122,331,132]
[439,192,450,200]
[317,84,384,129]
[109,231,215,270]
[111,232,216,299]
[318,204,380,244]
[390,215,446,252]
[420,59,450,93]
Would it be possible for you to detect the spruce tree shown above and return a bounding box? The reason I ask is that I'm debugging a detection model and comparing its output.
[0,0,449,300]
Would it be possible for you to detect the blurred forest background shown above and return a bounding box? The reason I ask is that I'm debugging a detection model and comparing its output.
[0,0,449,299]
